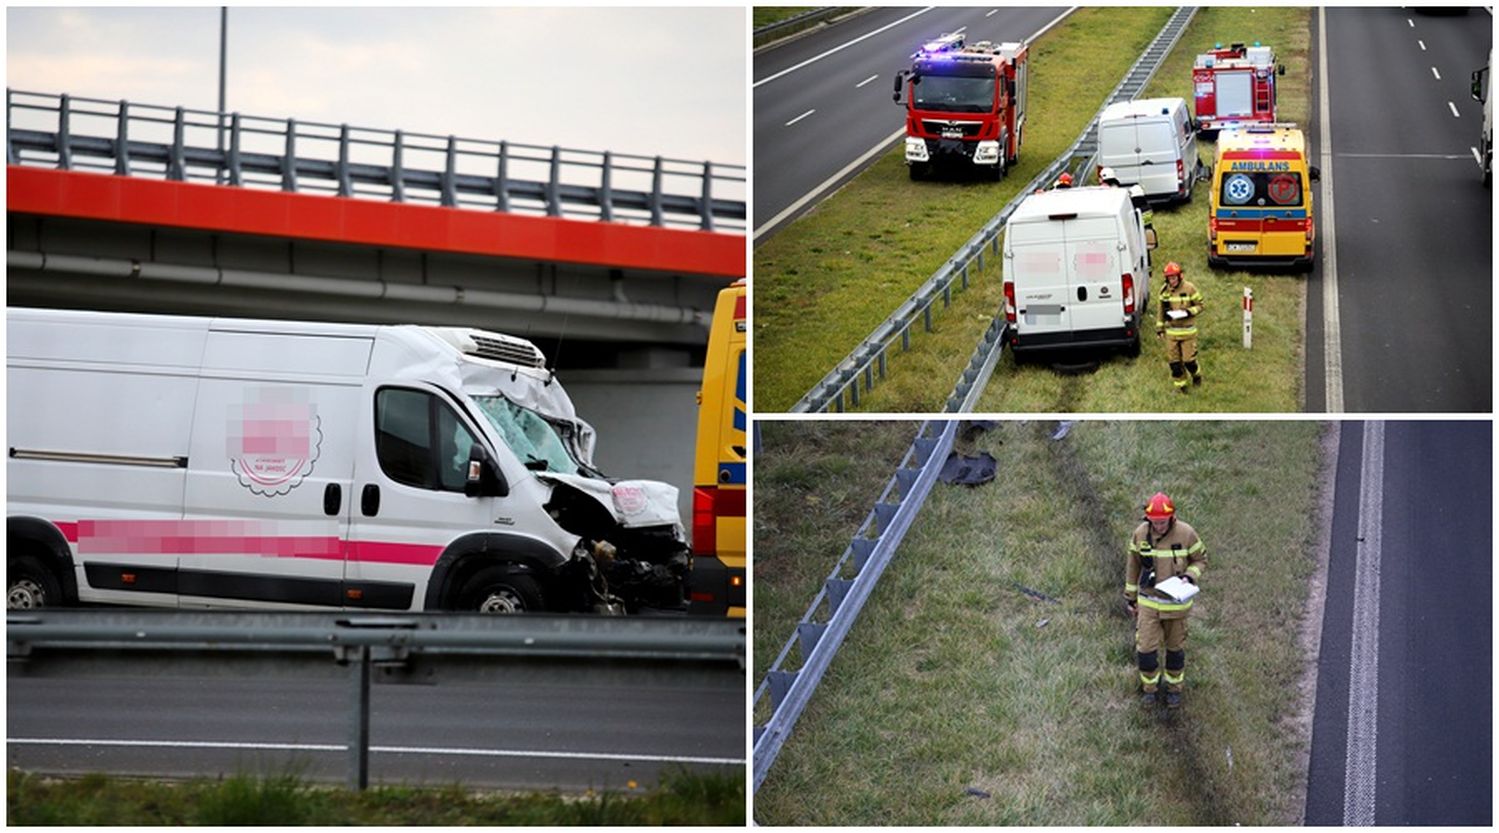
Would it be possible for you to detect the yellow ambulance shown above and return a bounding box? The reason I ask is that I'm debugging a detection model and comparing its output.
[1208,125,1320,270]
[688,279,745,617]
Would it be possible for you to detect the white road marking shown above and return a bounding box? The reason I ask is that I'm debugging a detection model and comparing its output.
[1431,66,1441,80]
[855,74,879,88]
[754,127,905,240]
[1473,146,1484,166]
[1407,18,1414,27]
[1338,152,1471,159]
[6,737,745,766]
[1342,421,1384,826]
[1318,7,1345,413]
[753,7,934,88]
[986,8,999,17]
[1448,100,1462,118]
[1418,39,1426,51]
[785,109,816,127]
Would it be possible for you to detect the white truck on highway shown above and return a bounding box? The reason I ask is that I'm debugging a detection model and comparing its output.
[7,309,691,614]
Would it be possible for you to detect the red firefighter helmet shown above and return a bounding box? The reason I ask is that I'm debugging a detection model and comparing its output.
[1055,172,1073,188]
[1144,491,1176,520]
[1164,261,1183,278]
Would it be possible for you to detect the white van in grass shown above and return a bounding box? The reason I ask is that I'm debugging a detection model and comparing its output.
[1098,97,1200,202]
[7,309,690,614]
[1002,186,1154,358]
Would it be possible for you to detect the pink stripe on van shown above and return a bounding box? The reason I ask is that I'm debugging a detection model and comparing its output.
[53,519,443,566]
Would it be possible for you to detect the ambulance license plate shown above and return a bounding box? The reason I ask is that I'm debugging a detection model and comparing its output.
[1226,242,1257,253]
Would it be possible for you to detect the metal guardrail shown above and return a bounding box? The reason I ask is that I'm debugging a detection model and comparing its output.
[751,420,956,793]
[753,8,848,40]
[5,89,746,233]
[790,7,1198,413]
[9,610,745,790]
[943,5,1197,412]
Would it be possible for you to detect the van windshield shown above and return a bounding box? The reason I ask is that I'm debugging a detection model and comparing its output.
[913,75,995,112]
[471,395,588,476]
[1219,170,1303,207]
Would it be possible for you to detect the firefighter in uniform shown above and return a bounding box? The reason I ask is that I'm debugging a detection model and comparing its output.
[1156,262,1204,393]
[1053,172,1073,189]
[1124,491,1206,708]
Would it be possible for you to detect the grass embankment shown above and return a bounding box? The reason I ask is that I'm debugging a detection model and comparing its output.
[752,419,919,685]
[754,421,1326,825]
[753,8,861,49]
[753,8,1174,412]
[7,769,744,825]
[975,6,1313,413]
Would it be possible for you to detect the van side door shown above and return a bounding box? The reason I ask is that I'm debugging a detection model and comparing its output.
[179,331,368,609]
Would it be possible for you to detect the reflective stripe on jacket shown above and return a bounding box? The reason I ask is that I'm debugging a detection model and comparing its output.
[1124,518,1206,618]
[1157,279,1204,337]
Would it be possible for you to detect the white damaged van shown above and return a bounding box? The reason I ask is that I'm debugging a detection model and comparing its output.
[7,309,690,614]
[1097,97,1200,202]
[1002,186,1154,358]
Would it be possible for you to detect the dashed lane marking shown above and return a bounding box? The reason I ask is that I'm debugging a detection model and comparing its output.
[785,109,816,127]
[1449,101,1462,118]
[855,74,879,88]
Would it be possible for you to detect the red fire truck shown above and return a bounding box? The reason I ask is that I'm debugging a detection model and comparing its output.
[893,33,1028,180]
[1192,42,1285,136]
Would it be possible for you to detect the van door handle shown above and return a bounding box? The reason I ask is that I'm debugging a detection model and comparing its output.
[361,484,380,517]
[323,483,342,516]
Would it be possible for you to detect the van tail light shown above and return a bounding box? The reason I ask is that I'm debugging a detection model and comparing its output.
[1003,280,1017,323]
[1176,158,1185,187]
[1121,274,1136,315]
[1209,217,1218,242]
[1306,221,1314,242]
[692,486,717,555]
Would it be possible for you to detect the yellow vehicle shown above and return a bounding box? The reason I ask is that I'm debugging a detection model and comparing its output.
[1208,125,1320,270]
[688,279,746,617]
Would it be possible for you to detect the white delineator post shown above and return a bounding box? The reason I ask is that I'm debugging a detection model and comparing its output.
[1242,286,1254,349]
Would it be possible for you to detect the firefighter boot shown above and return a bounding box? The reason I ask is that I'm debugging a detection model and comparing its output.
[1169,362,1188,394]
[1185,360,1202,386]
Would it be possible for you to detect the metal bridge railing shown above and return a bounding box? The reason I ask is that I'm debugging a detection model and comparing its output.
[9,610,745,791]
[5,89,746,233]
[751,420,956,793]
[790,7,1198,414]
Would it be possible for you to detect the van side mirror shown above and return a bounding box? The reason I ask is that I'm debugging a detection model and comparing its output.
[893,71,906,104]
[1144,226,1158,250]
[1277,64,1286,76]
[465,445,508,498]
[1308,165,1321,182]
[1473,67,1488,103]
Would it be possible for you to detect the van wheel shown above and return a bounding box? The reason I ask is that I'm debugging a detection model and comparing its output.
[1124,331,1143,358]
[8,554,61,610]
[458,568,545,614]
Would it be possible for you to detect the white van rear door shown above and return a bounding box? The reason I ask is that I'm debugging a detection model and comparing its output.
[180,331,369,609]
[1136,120,1178,197]
[1099,120,1141,181]
[1061,216,1125,335]
[1009,229,1071,338]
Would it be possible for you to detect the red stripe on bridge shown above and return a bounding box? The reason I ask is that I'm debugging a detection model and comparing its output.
[8,167,744,278]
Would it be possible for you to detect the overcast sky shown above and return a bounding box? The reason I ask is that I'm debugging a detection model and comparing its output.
[7,7,746,167]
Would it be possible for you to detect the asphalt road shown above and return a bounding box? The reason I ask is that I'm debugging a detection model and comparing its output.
[753,6,1069,239]
[8,667,744,790]
[1306,8,1492,412]
[1305,421,1491,824]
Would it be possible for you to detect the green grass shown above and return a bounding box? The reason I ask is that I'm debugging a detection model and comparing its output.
[973,5,1313,413]
[752,419,921,685]
[753,8,861,48]
[7,768,745,825]
[753,420,1326,825]
[753,7,1174,412]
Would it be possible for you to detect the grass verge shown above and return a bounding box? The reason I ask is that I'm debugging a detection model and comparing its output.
[752,419,920,685]
[753,7,1174,412]
[974,5,1313,412]
[753,420,1325,825]
[6,768,744,825]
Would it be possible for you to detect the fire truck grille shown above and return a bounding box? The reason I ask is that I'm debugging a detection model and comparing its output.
[922,120,982,138]
[467,335,546,368]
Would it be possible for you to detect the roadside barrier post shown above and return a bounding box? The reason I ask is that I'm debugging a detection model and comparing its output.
[1242,286,1253,349]
[348,644,372,791]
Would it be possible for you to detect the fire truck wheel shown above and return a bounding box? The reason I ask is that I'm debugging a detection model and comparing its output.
[909,163,930,181]
[8,554,61,610]
[459,567,545,614]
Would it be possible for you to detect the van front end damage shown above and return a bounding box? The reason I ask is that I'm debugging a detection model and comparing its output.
[541,474,691,614]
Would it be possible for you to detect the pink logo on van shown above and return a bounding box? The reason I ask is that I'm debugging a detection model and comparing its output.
[612,484,648,516]
[228,388,321,497]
